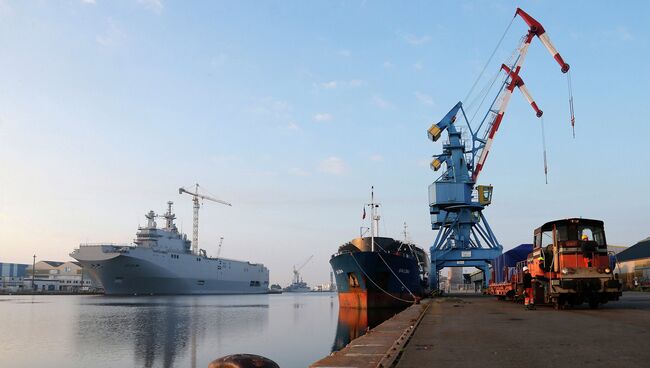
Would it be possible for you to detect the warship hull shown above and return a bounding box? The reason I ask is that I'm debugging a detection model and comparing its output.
[73,245,269,295]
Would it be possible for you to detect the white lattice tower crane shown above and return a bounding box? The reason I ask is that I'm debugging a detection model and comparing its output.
[179,183,232,255]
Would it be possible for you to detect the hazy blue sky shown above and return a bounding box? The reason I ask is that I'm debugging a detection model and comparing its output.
[1,1,648,285]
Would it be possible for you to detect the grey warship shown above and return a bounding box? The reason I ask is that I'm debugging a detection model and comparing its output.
[71,201,269,295]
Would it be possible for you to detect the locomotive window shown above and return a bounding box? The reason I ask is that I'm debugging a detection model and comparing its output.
[580,228,594,241]
[578,225,606,246]
[541,224,568,247]
[555,225,568,241]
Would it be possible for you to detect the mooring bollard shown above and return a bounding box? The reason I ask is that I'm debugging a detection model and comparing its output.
[208,354,280,368]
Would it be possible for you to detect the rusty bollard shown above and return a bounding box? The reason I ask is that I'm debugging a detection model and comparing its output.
[208,354,280,368]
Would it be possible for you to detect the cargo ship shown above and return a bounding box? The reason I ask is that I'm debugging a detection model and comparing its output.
[71,201,269,295]
[330,188,430,309]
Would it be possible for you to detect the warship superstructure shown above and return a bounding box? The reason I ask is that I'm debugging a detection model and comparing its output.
[71,202,269,295]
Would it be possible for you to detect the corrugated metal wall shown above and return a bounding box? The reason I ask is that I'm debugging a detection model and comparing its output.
[0,263,29,277]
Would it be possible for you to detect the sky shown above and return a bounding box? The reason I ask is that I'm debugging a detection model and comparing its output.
[1,0,649,286]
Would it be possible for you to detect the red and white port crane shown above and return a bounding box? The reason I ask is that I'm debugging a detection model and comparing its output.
[472,8,574,183]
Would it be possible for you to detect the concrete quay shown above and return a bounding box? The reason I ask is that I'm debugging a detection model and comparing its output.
[312,292,650,368]
[311,300,430,368]
[397,292,650,367]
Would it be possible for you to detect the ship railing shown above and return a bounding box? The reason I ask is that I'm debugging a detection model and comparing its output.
[79,243,134,254]
[332,249,358,258]
[79,243,132,247]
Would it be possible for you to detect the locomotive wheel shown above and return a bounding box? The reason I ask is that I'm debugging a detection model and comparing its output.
[588,298,599,309]
[553,299,560,310]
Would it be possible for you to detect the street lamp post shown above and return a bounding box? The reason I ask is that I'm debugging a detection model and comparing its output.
[32,254,36,290]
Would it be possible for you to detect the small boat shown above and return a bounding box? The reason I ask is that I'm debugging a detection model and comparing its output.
[284,255,313,292]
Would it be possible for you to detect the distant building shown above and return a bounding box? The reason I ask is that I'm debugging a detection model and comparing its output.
[0,263,29,292]
[304,272,338,292]
[437,275,448,291]
[446,267,464,292]
[468,269,485,291]
[25,260,99,292]
[615,238,650,290]
[314,282,336,292]
[608,245,628,254]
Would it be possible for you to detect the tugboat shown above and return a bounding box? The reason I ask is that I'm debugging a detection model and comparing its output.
[330,187,430,309]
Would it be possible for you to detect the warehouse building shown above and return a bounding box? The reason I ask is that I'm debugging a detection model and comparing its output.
[24,260,99,292]
[615,237,650,290]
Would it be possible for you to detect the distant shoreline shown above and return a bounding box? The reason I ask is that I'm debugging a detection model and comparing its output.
[0,291,104,296]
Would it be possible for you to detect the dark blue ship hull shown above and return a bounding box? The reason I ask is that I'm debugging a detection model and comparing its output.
[330,251,425,309]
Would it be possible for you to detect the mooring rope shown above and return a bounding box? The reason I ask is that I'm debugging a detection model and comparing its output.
[349,252,416,304]
[463,14,516,104]
[376,252,417,299]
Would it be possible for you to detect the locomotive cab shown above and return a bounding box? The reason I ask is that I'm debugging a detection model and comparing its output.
[530,218,622,308]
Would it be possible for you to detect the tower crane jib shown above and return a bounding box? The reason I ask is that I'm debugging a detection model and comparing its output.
[178,184,232,255]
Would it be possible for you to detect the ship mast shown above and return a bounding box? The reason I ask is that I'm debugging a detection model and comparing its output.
[368,186,381,252]
[403,222,409,243]
[164,201,176,230]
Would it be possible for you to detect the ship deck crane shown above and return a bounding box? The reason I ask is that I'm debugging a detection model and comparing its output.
[426,8,573,290]
[179,184,232,255]
[293,255,314,284]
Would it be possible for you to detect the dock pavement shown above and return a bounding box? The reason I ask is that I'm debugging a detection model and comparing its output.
[312,292,650,368]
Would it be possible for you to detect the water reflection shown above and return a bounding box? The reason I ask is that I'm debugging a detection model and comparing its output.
[0,294,338,368]
[75,297,269,368]
[133,302,190,368]
[331,307,403,352]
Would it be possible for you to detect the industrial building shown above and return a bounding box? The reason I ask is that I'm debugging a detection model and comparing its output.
[23,260,99,292]
[615,237,650,290]
[0,263,29,292]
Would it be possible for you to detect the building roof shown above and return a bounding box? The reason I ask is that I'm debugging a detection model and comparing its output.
[57,261,82,270]
[608,245,628,254]
[40,261,64,267]
[617,238,650,262]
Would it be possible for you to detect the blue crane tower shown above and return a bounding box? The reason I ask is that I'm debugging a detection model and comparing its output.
[426,8,573,290]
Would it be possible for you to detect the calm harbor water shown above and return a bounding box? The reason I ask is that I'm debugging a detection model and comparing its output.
[0,292,363,368]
